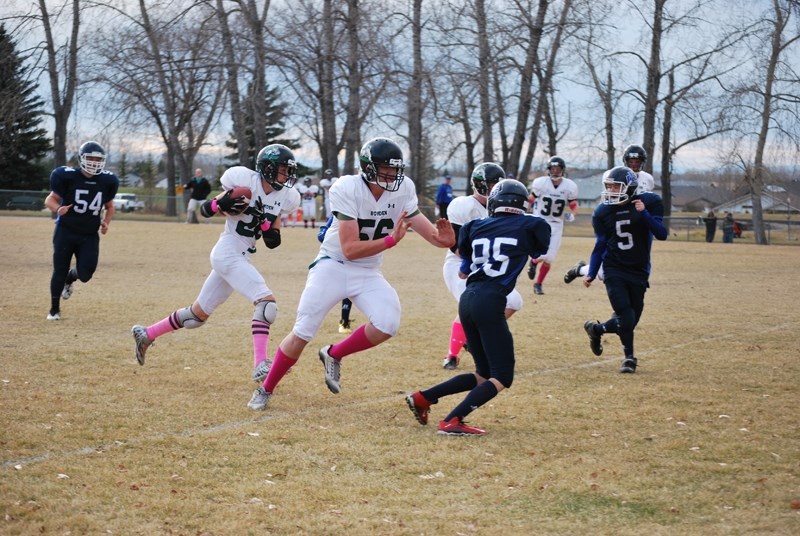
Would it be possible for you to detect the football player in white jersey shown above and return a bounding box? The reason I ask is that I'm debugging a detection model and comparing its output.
[298,177,320,228]
[526,156,579,294]
[623,144,655,194]
[248,137,455,410]
[440,162,524,370]
[131,144,301,390]
[319,168,337,219]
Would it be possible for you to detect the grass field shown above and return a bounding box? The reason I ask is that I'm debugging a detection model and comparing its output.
[1,216,799,535]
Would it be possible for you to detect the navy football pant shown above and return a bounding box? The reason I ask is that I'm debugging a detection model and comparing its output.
[458,283,515,388]
[602,276,647,357]
[51,225,100,300]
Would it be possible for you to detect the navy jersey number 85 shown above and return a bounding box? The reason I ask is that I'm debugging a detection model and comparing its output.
[459,214,551,294]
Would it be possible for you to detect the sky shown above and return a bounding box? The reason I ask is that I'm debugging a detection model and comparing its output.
[2,0,798,176]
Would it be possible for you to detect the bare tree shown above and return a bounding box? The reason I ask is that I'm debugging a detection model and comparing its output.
[520,0,574,180]
[98,2,227,215]
[269,0,390,174]
[726,0,800,244]
[213,0,248,165]
[37,0,79,167]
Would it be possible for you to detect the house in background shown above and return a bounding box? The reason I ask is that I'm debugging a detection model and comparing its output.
[713,184,800,215]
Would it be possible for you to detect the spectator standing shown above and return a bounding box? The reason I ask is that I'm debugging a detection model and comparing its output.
[722,213,735,243]
[184,168,212,224]
[702,210,718,242]
[44,141,118,320]
[436,175,454,219]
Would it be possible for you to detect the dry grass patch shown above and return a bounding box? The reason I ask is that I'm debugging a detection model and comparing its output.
[1,216,799,535]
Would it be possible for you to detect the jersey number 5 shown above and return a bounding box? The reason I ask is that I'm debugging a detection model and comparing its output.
[615,219,634,250]
[357,218,393,240]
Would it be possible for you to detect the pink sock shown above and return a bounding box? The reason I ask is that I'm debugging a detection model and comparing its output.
[146,311,182,341]
[536,263,551,284]
[263,346,297,393]
[448,321,466,357]
[252,320,270,367]
[329,324,375,360]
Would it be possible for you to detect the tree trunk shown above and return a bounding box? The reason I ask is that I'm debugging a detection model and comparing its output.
[475,0,493,161]
[642,0,665,174]
[341,0,361,174]
[660,71,674,231]
[506,0,548,177]
[39,0,79,167]
[407,0,424,188]
[216,0,248,165]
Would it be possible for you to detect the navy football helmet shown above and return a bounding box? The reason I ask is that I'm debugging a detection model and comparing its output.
[79,141,107,175]
[488,179,530,216]
[622,144,647,171]
[601,166,638,205]
[471,162,505,196]
[359,137,405,191]
[257,144,297,191]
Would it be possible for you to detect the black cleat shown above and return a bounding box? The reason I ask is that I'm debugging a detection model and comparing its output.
[584,320,603,356]
[620,356,638,373]
[564,260,586,284]
[533,283,544,295]
[526,260,537,280]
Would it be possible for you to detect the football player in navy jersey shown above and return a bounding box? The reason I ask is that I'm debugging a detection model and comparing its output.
[406,179,551,435]
[44,141,119,321]
[582,166,668,373]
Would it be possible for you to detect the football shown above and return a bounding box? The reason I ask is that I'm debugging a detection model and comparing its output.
[228,186,252,201]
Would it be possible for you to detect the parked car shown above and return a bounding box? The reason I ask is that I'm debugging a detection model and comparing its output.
[113,193,145,212]
[6,195,44,211]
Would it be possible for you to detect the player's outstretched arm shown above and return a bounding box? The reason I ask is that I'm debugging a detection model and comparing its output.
[407,213,455,248]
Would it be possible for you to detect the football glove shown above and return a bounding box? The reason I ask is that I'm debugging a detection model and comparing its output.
[565,212,575,223]
[216,189,249,215]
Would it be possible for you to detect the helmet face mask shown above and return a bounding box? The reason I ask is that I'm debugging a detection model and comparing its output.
[547,156,566,183]
[257,144,297,191]
[601,166,638,205]
[471,162,505,197]
[487,179,530,216]
[360,137,405,192]
[79,141,107,175]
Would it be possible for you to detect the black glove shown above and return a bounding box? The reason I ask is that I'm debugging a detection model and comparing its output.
[262,228,281,249]
[252,198,269,226]
[216,190,248,215]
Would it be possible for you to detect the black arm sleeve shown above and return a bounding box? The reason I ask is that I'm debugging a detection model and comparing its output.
[200,198,216,218]
[449,223,462,253]
[262,228,281,249]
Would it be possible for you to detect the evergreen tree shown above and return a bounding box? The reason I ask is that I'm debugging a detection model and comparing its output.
[118,153,129,187]
[225,83,301,168]
[0,24,51,190]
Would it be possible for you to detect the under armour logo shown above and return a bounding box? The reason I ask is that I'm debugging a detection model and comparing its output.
[387,203,395,208]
